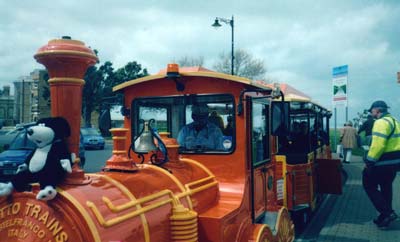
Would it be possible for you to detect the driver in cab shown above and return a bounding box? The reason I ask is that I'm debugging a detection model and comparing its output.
[178,104,224,151]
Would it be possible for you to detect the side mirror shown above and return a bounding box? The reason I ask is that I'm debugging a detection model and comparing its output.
[271,101,290,136]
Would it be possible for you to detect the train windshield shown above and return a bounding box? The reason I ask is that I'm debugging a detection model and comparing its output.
[132,94,235,154]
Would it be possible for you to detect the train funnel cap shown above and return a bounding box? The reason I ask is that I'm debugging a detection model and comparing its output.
[368,100,389,112]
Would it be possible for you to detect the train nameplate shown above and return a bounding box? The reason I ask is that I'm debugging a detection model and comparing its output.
[0,202,69,242]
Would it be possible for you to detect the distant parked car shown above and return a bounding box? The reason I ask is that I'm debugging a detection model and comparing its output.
[80,127,105,150]
[0,126,36,182]
[0,124,86,182]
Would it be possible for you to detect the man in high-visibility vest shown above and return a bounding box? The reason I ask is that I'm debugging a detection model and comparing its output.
[363,100,400,229]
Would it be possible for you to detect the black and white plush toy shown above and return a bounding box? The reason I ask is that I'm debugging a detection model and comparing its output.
[0,117,73,200]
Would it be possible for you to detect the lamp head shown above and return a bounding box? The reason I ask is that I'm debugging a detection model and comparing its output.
[165,63,184,91]
[212,18,222,28]
[166,63,180,79]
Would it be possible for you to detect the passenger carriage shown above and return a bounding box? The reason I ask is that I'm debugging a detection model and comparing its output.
[269,83,342,228]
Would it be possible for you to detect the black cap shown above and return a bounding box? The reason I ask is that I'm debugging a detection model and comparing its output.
[368,100,389,112]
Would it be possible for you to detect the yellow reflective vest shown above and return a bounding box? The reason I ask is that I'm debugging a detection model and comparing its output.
[367,113,400,166]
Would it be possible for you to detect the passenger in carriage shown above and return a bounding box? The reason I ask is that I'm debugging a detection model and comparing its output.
[177,104,224,151]
[291,121,309,152]
[223,115,234,136]
[208,111,225,131]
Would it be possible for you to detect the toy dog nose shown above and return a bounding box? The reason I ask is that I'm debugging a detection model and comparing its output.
[27,128,34,136]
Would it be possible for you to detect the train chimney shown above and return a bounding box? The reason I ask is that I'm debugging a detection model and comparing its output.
[34,37,98,183]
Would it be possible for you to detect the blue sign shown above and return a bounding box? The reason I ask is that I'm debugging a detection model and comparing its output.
[332,65,348,105]
[332,65,348,77]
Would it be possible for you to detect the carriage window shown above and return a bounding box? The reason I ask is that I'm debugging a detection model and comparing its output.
[251,102,270,165]
[132,94,234,154]
[288,113,311,153]
[321,114,330,145]
[309,113,318,149]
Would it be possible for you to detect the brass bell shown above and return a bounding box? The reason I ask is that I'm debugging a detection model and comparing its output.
[135,121,158,154]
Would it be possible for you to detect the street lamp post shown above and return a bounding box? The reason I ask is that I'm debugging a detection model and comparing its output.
[21,79,25,123]
[212,15,234,75]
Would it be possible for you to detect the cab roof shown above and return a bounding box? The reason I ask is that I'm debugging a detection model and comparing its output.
[113,65,273,92]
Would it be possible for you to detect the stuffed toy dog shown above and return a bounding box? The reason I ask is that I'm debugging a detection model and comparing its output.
[0,117,73,200]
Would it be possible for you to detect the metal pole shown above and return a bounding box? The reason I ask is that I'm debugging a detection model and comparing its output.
[21,79,25,123]
[334,107,337,149]
[230,16,234,75]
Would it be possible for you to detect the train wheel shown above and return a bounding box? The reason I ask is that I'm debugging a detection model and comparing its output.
[274,207,295,242]
[255,224,274,242]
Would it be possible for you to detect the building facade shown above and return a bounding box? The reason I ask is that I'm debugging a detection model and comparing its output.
[0,86,14,126]
[13,69,50,123]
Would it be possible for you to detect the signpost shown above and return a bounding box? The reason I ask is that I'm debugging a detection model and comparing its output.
[332,65,348,148]
[332,65,348,107]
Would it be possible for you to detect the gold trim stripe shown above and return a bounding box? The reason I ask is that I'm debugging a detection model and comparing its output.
[112,137,127,140]
[57,188,101,242]
[88,174,150,242]
[87,163,218,235]
[35,50,97,59]
[48,77,85,85]
[255,224,268,242]
[87,197,174,227]
[179,158,214,177]
[109,128,129,131]
[176,176,218,200]
[112,150,126,154]
[146,165,193,209]
[102,189,179,212]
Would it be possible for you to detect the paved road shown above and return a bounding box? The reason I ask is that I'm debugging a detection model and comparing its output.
[83,142,113,173]
[297,155,400,242]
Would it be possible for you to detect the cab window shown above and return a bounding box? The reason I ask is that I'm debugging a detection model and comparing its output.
[251,101,270,165]
[138,106,169,133]
[132,94,235,154]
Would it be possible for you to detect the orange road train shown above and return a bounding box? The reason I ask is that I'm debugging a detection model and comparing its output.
[0,37,341,242]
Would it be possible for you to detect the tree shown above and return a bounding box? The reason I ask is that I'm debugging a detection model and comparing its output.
[98,61,116,98]
[82,65,103,127]
[213,49,267,80]
[114,61,148,85]
[39,49,149,127]
[82,60,149,127]
[41,72,50,106]
[352,109,369,129]
[175,56,204,67]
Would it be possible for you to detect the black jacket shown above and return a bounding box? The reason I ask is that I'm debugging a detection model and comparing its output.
[358,118,374,136]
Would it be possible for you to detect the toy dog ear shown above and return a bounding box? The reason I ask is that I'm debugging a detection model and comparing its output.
[53,117,71,138]
[36,117,71,139]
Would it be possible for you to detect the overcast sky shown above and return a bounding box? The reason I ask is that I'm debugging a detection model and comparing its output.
[1,0,400,124]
